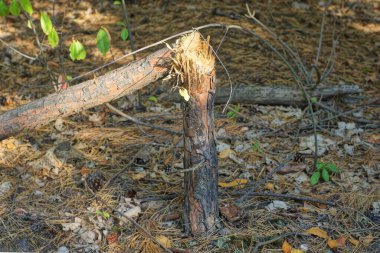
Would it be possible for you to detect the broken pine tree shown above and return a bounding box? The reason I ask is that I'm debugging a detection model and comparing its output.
[173,32,220,235]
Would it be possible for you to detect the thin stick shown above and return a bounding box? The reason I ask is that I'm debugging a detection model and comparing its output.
[237,155,294,203]
[24,11,58,90]
[309,2,329,80]
[241,192,335,206]
[250,232,302,253]
[0,38,37,60]
[105,102,182,135]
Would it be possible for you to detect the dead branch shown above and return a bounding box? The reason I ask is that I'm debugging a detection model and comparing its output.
[165,83,361,106]
[0,48,171,141]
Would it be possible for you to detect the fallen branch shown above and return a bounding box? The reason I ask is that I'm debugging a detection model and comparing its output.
[165,83,361,105]
[0,48,171,141]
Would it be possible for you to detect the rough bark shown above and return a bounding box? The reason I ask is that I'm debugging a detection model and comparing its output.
[0,48,171,141]
[178,32,219,235]
[165,83,361,106]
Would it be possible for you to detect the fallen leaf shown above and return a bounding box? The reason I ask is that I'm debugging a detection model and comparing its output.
[156,235,172,248]
[218,178,248,188]
[219,148,235,159]
[348,237,359,246]
[106,232,119,245]
[291,249,304,253]
[282,240,292,253]
[4,139,16,150]
[265,182,275,190]
[132,172,147,180]
[306,227,328,239]
[220,202,243,222]
[80,167,91,176]
[360,234,374,246]
[327,236,346,248]
[88,112,106,125]
[367,134,380,144]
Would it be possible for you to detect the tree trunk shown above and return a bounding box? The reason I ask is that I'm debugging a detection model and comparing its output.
[0,48,171,141]
[177,32,219,235]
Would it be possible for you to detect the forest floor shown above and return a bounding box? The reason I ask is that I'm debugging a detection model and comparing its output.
[0,0,379,252]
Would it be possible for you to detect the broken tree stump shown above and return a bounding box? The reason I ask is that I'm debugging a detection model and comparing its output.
[175,32,219,234]
[0,48,171,141]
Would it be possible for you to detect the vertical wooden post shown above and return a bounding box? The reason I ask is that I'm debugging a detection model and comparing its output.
[175,32,219,235]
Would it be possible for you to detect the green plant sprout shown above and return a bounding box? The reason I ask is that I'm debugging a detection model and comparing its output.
[227,105,241,118]
[310,160,340,186]
[96,210,110,219]
[251,139,264,154]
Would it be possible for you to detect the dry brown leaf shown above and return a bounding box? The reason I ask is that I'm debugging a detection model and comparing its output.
[106,232,119,245]
[219,148,235,159]
[156,235,172,248]
[220,202,243,222]
[327,236,346,248]
[3,139,16,150]
[348,236,360,246]
[132,172,147,180]
[80,167,91,176]
[360,234,374,246]
[367,134,380,144]
[218,178,248,188]
[306,227,328,239]
[265,182,275,190]
[282,240,292,253]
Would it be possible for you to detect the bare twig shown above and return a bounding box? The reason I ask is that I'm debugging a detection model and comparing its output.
[246,4,312,85]
[105,102,182,135]
[23,11,58,90]
[309,0,333,81]
[240,192,335,206]
[0,38,37,60]
[237,155,294,203]
[250,232,303,253]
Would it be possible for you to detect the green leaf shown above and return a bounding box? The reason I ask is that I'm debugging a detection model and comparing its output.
[20,0,33,15]
[9,0,21,16]
[321,168,330,182]
[97,27,110,56]
[116,21,126,27]
[27,19,32,29]
[66,75,72,81]
[148,95,157,102]
[316,160,325,171]
[103,211,110,219]
[310,96,318,104]
[69,40,86,61]
[48,27,59,48]
[0,1,9,16]
[40,12,53,35]
[227,111,237,118]
[120,27,129,41]
[96,210,102,215]
[113,1,121,5]
[325,163,339,173]
[310,171,321,186]
[252,139,263,154]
